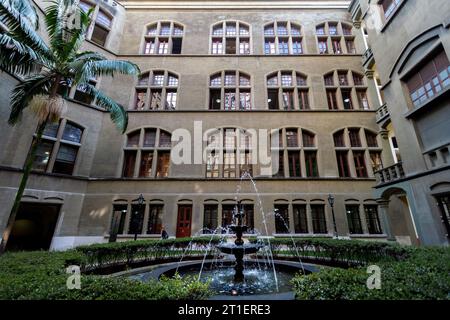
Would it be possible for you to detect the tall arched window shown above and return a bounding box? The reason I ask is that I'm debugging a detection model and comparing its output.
[30,119,84,175]
[122,128,172,178]
[267,71,309,110]
[205,128,253,178]
[209,71,252,110]
[324,70,370,110]
[264,21,303,55]
[133,71,178,110]
[315,21,355,54]
[79,1,113,47]
[143,21,184,54]
[333,128,382,178]
[210,21,251,55]
[272,128,318,178]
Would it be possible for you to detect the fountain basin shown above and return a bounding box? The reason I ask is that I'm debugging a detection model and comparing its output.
[216,242,263,255]
[124,259,319,299]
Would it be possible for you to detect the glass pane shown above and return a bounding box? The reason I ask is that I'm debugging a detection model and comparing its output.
[152,73,165,86]
[42,122,60,138]
[210,74,221,86]
[127,131,140,147]
[147,25,157,35]
[167,75,178,86]
[96,10,111,28]
[239,75,250,86]
[32,140,54,171]
[143,129,156,147]
[62,123,83,143]
[159,131,172,147]
[173,25,183,36]
[267,75,278,86]
[160,23,171,35]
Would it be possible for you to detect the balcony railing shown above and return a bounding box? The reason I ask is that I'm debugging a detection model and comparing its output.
[362,47,374,68]
[376,103,390,124]
[375,162,405,185]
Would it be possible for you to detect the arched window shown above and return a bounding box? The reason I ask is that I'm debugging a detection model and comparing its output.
[122,128,172,178]
[324,70,370,110]
[333,128,382,178]
[315,21,355,54]
[79,1,113,47]
[30,119,84,175]
[267,71,309,110]
[143,21,184,54]
[209,71,252,110]
[210,21,251,55]
[205,128,253,178]
[133,71,178,110]
[264,21,303,55]
[272,128,318,178]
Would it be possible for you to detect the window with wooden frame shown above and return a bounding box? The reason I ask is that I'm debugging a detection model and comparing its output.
[324,70,370,110]
[209,71,251,110]
[143,21,184,54]
[133,71,178,110]
[405,49,450,108]
[272,128,318,178]
[79,1,113,48]
[122,128,172,178]
[205,128,253,178]
[30,120,83,176]
[264,21,304,55]
[315,22,355,55]
[211,21,251,55]
[266,71,310,110]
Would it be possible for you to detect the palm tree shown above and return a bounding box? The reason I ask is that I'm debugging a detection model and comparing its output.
[0,0,140,254]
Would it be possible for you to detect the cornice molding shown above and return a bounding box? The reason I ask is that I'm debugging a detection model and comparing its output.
[118,1,351,10]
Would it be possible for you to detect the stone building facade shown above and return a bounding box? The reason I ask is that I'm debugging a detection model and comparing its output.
[350,0,450,245]
[2,0,445,250]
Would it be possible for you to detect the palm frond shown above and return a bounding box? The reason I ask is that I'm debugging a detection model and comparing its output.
[7,0,39,30]
[80,83,128,133]
[8,73,54,124]
[44,0,92,62]
[0,32,43,74]
[0,0,53,62]
[75,59,140,84]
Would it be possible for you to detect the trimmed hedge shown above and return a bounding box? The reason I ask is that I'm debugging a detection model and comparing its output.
[0,250,211,300]
[76,237,222,270]
[252,237,411,265]
[291,247,450,300]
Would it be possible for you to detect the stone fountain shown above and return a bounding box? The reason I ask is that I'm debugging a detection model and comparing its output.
[216,201,263,282]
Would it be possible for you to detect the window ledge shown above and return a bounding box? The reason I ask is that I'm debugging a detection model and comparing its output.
[349,234,388,239]
[404,85,450,119]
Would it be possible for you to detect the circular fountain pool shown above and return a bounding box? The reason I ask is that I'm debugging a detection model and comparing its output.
[126,259,319,300]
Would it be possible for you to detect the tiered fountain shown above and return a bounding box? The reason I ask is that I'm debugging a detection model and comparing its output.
[216,201,263,282]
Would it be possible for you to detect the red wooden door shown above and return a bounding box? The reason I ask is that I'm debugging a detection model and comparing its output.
[176,205,192,238]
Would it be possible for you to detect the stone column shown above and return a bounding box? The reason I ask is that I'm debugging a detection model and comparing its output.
[377,200,395,240]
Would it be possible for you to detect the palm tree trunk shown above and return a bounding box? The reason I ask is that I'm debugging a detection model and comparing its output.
[0,119,48,254]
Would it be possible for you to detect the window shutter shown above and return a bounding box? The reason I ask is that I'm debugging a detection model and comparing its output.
[406,73,422,93]
[419,60,437,83]
[434,50,450,72]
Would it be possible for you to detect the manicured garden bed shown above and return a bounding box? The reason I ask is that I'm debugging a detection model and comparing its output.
[0,237,448,300]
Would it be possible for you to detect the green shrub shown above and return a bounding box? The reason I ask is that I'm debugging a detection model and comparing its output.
[292,247,450,300]
[76,237,222,269]
[253,237,411,265]
[0,249,211,300]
